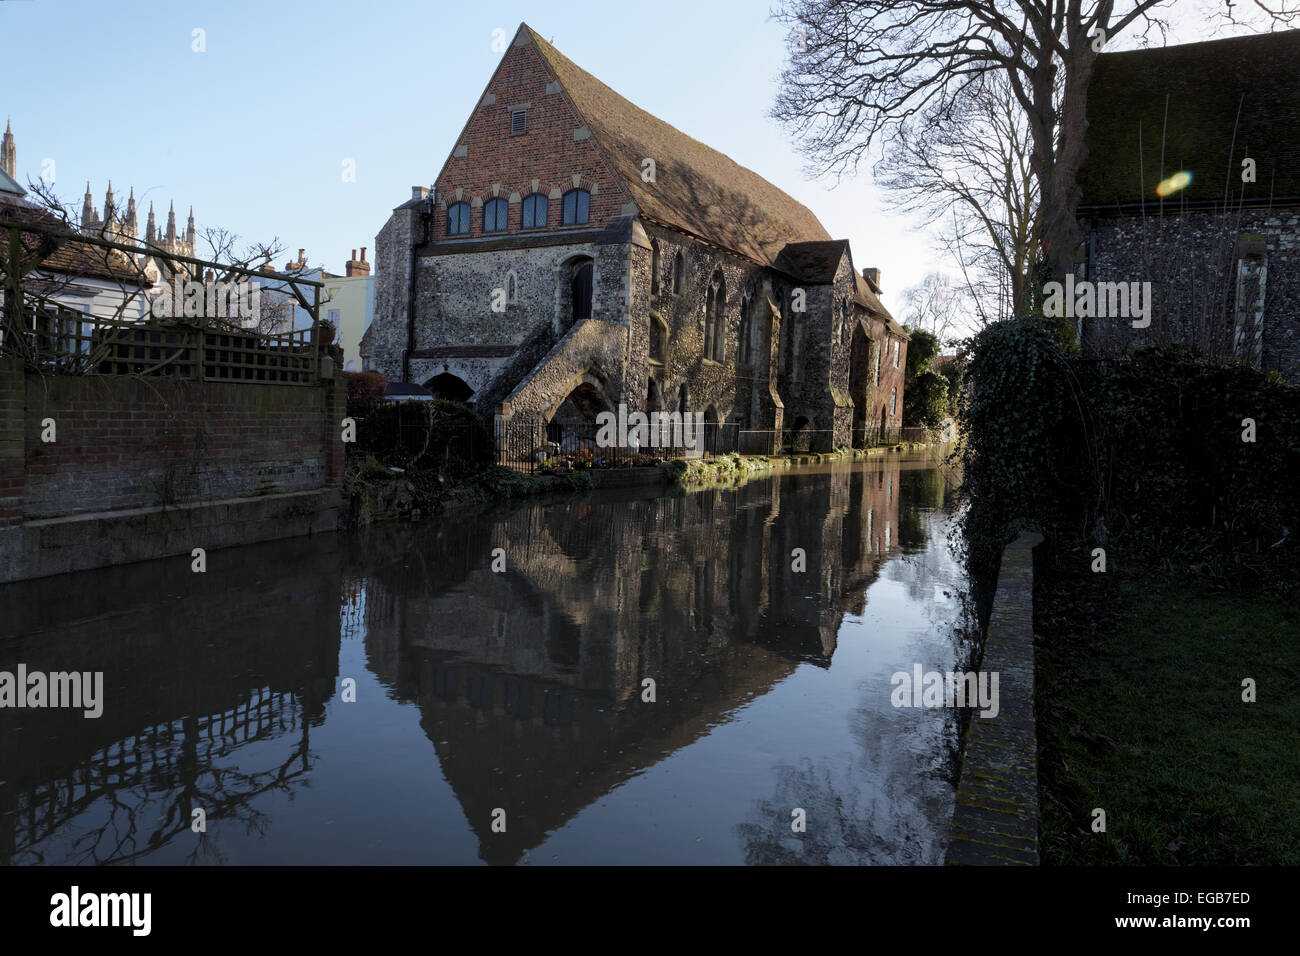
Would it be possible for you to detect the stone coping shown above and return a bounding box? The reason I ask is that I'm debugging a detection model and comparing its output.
[945,531,1043,865]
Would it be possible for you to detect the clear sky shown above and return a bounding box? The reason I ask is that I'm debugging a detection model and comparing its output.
[1,0,1235,321]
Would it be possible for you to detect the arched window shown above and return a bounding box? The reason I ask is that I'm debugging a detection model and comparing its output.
[649,313,667,364]
[704,270,725,362]
[571,261,593,322]
[875,337,883,386]
[890,387,897,417]
[678,383,688,415]
[562,189,590,225]
[506,271,517,304]
[521,192,547,229]
[483,197,508,233]
[446,202,470,236]
[672,250,685,293]
[650,240,661,295]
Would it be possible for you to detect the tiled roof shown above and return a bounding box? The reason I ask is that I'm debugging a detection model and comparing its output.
[524,25,833,265]
[1079,30,1300,207]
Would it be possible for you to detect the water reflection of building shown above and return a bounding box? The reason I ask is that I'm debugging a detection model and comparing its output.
[0,537,342,865]
[353,457,933,864]
[0,457,953,865]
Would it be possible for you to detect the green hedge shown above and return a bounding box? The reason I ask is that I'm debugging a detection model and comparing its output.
[958,319,1300,585]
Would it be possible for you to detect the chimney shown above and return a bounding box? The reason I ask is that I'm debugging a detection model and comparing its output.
[863,267,882,292]
[285,248,307,271]
[345,246,371,277]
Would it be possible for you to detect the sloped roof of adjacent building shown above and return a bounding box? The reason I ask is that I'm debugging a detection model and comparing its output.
[1078,30,1300,208]
[773,238,902,329]
[523,25,833,266]
[774,240,848,283]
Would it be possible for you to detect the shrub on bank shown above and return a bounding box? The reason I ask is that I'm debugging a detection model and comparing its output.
[353,399,495,481]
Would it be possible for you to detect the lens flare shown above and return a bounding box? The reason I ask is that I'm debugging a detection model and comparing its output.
[1156,170,1193,197]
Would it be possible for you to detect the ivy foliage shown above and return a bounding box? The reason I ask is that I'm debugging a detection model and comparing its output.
[957,318,1300,587]
[902,325,950,428]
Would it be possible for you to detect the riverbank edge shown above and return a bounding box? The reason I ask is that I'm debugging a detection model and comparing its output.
[945,530,1042,866]
[341,442,937,525]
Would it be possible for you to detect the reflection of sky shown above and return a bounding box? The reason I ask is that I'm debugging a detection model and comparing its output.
[531,506,967,866]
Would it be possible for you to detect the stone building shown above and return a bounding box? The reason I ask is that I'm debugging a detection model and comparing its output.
[363,24,908,451]
[1076,31,1300,381]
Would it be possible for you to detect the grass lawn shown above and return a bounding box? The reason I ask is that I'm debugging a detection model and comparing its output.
[1034,544,1299,864]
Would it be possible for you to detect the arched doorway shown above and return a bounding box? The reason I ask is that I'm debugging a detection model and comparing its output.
[558,257,594,335]
[546,379,613,451]
[424,372,474,403]
[790,415,811,453]
[703,404,722,455]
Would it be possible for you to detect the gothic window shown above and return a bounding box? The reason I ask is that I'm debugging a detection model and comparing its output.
[890,387,897,417]
[446,202,471,236]
[649,313,667,364]
[483,197,508,233]
[704,270,725,362]
[521,193,548,229]
[875,338,883,386]
[672,250,685,293]
[650,240,661,295]
[893,340,901,368]
[562,189,590,225]
[506,271,517,304]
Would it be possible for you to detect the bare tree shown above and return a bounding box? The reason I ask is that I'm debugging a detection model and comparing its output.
[876,71,1039,322]
[901,271,967,341]
[771,0,1297,305]
[2,179,307,370]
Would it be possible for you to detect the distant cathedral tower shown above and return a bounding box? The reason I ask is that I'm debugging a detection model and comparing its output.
[1,118,15,179]
[123,187,138,241]
[0,119,199,267]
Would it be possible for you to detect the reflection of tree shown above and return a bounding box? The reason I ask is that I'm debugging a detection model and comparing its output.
[737,759,878,865]
[8,690,314,866]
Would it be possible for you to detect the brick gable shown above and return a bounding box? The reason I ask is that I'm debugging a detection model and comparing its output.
[431,34,629,241]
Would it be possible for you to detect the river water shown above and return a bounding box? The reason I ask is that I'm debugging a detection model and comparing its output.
[1,454,972,865]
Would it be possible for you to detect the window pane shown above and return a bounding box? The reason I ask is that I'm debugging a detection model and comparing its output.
[522,194,547,229]
[448,203,470,236]
[484,198,507,233]
[563,189,590,225]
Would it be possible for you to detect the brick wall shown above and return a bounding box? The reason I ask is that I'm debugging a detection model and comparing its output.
[22,374,333,519]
